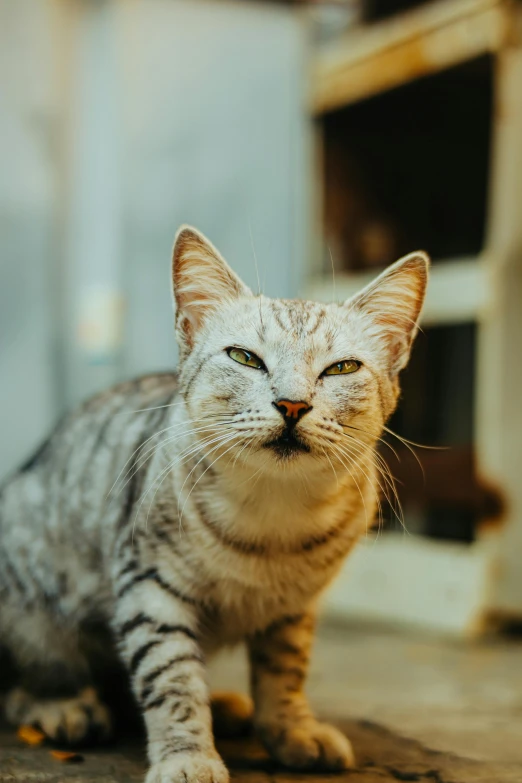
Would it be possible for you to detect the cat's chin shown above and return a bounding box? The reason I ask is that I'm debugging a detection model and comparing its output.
[263,432,311,460]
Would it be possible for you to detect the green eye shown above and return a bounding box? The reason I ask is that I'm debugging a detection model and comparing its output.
[227,347,265,370]
[323,359,361,376]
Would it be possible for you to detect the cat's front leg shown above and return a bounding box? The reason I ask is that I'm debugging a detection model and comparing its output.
[248,612,354,772]
[115,572,227,783]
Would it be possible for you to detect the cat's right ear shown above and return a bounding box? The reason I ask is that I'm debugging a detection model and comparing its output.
[172,226,252,352]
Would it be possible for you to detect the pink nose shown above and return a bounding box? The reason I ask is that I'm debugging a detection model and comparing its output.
[273,399,312,421]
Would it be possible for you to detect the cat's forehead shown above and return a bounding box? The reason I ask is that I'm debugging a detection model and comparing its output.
[224,296,349,355]
[265,298,332,338]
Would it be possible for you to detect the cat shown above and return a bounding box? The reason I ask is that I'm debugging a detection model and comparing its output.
[0,226,428,783]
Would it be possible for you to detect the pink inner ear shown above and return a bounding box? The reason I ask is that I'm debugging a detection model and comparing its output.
[172,227,252,353]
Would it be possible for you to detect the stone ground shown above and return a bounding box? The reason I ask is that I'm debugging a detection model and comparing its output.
[1,623,521,782]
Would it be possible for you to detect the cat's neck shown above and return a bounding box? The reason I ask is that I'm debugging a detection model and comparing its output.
[170,404,376,545]
[193,440,374,545]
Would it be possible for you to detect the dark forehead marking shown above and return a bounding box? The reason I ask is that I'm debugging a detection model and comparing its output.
[304,306,327,337]
[323,323,339,352]
[285,304,302,336]
[271,299,327,341]
[270,301,289,333]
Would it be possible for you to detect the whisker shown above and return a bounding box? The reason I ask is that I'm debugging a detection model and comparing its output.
[134,431,237,539]
[337,437,405,533]
[115,401,188,416]
[178,435,242,530]
[111,417,234,496]
[248,217,265,332]
[321,446,339,490]
[328,441,372,534]
[341,423,402,463]
[176,429,238,519]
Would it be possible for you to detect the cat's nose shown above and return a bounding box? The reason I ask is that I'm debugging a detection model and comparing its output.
[273,399,312,422]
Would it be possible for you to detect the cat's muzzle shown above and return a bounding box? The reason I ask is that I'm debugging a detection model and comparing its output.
[263,425,311,459]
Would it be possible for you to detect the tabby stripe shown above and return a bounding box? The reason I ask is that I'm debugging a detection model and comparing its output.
[117,567,158,598]
[306,310,325,337]
[176,706,194,723]
[181,350,213,398]
[141,655,204,700]
[18,433,53,474]
[152,572,198,605]
[140,684,154,702]
[118,463,141,531]
[120,616,197,639]
[156,624,198,640]
[159,743,200,761]
[195,495,346,555]
[141,654,204,690]
[117,559,138,579]
[144,693,168,711]
[153,528,173,544]
[116,399,173,532]
[255,663,305,680]
[196,504,266,555]
[271,306,288,333]
[299,519,348,552]
[89,410,114,456]
[265,613,309,633]
[144,690,185,711]
[168,700,182,717]
[116,567,197,605]
[251,648,307,672]
[3,561,26,595]
[272,641,309,661]
[141,661,173,687]
[129,641,160,676]
[119,612,154,636]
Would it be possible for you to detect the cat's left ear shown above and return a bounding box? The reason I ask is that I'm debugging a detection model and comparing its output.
[346,252,429,374]
[172,226,252,350]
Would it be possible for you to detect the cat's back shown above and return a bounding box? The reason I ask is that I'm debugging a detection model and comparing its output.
[0,372,180,521]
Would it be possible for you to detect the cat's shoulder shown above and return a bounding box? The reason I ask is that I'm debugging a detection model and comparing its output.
[81,371,180,413]
[14,372,180,478]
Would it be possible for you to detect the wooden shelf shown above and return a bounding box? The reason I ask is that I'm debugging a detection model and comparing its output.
[311,0,514,114]
[324,533,492,636]
[303,257,490,326]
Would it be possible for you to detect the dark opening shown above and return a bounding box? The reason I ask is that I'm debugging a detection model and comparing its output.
[361,0,434,24]
[380,323,501,542]
[322,56,493,272]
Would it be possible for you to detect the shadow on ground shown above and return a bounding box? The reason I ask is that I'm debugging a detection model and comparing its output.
[1,718,520,783]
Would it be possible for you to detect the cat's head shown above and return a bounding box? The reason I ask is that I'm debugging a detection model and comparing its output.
[172,226,428,476]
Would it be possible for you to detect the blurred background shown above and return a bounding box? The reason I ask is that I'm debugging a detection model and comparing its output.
[1,0,522,638]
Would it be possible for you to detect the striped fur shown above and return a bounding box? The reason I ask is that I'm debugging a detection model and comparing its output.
[0,227,428,782]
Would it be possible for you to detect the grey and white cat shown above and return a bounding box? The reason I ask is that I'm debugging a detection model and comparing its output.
[0,227,428,782]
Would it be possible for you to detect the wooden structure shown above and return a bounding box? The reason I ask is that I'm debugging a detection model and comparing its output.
[306,0,522,633]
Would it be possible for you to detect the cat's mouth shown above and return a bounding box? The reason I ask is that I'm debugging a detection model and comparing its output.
[263,429,311,459]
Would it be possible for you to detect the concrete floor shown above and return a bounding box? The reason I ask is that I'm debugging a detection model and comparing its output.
[1,623,521,782]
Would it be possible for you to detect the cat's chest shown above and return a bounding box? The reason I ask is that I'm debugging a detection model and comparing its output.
[191,519,359,645]
[199,566,320,648]
[156,477,366,643]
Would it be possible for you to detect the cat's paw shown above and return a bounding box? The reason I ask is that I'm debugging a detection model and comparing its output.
[258,720,355,771]
[145,753,229,783]
[5,686,112,746]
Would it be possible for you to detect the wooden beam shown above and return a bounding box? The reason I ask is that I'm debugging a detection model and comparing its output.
[312,0,513,114]
[302,257,491,326]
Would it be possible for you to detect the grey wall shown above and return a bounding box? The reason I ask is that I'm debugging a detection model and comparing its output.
[0,0,310,477]
[120,0,310,379]
[0,0,60,477]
